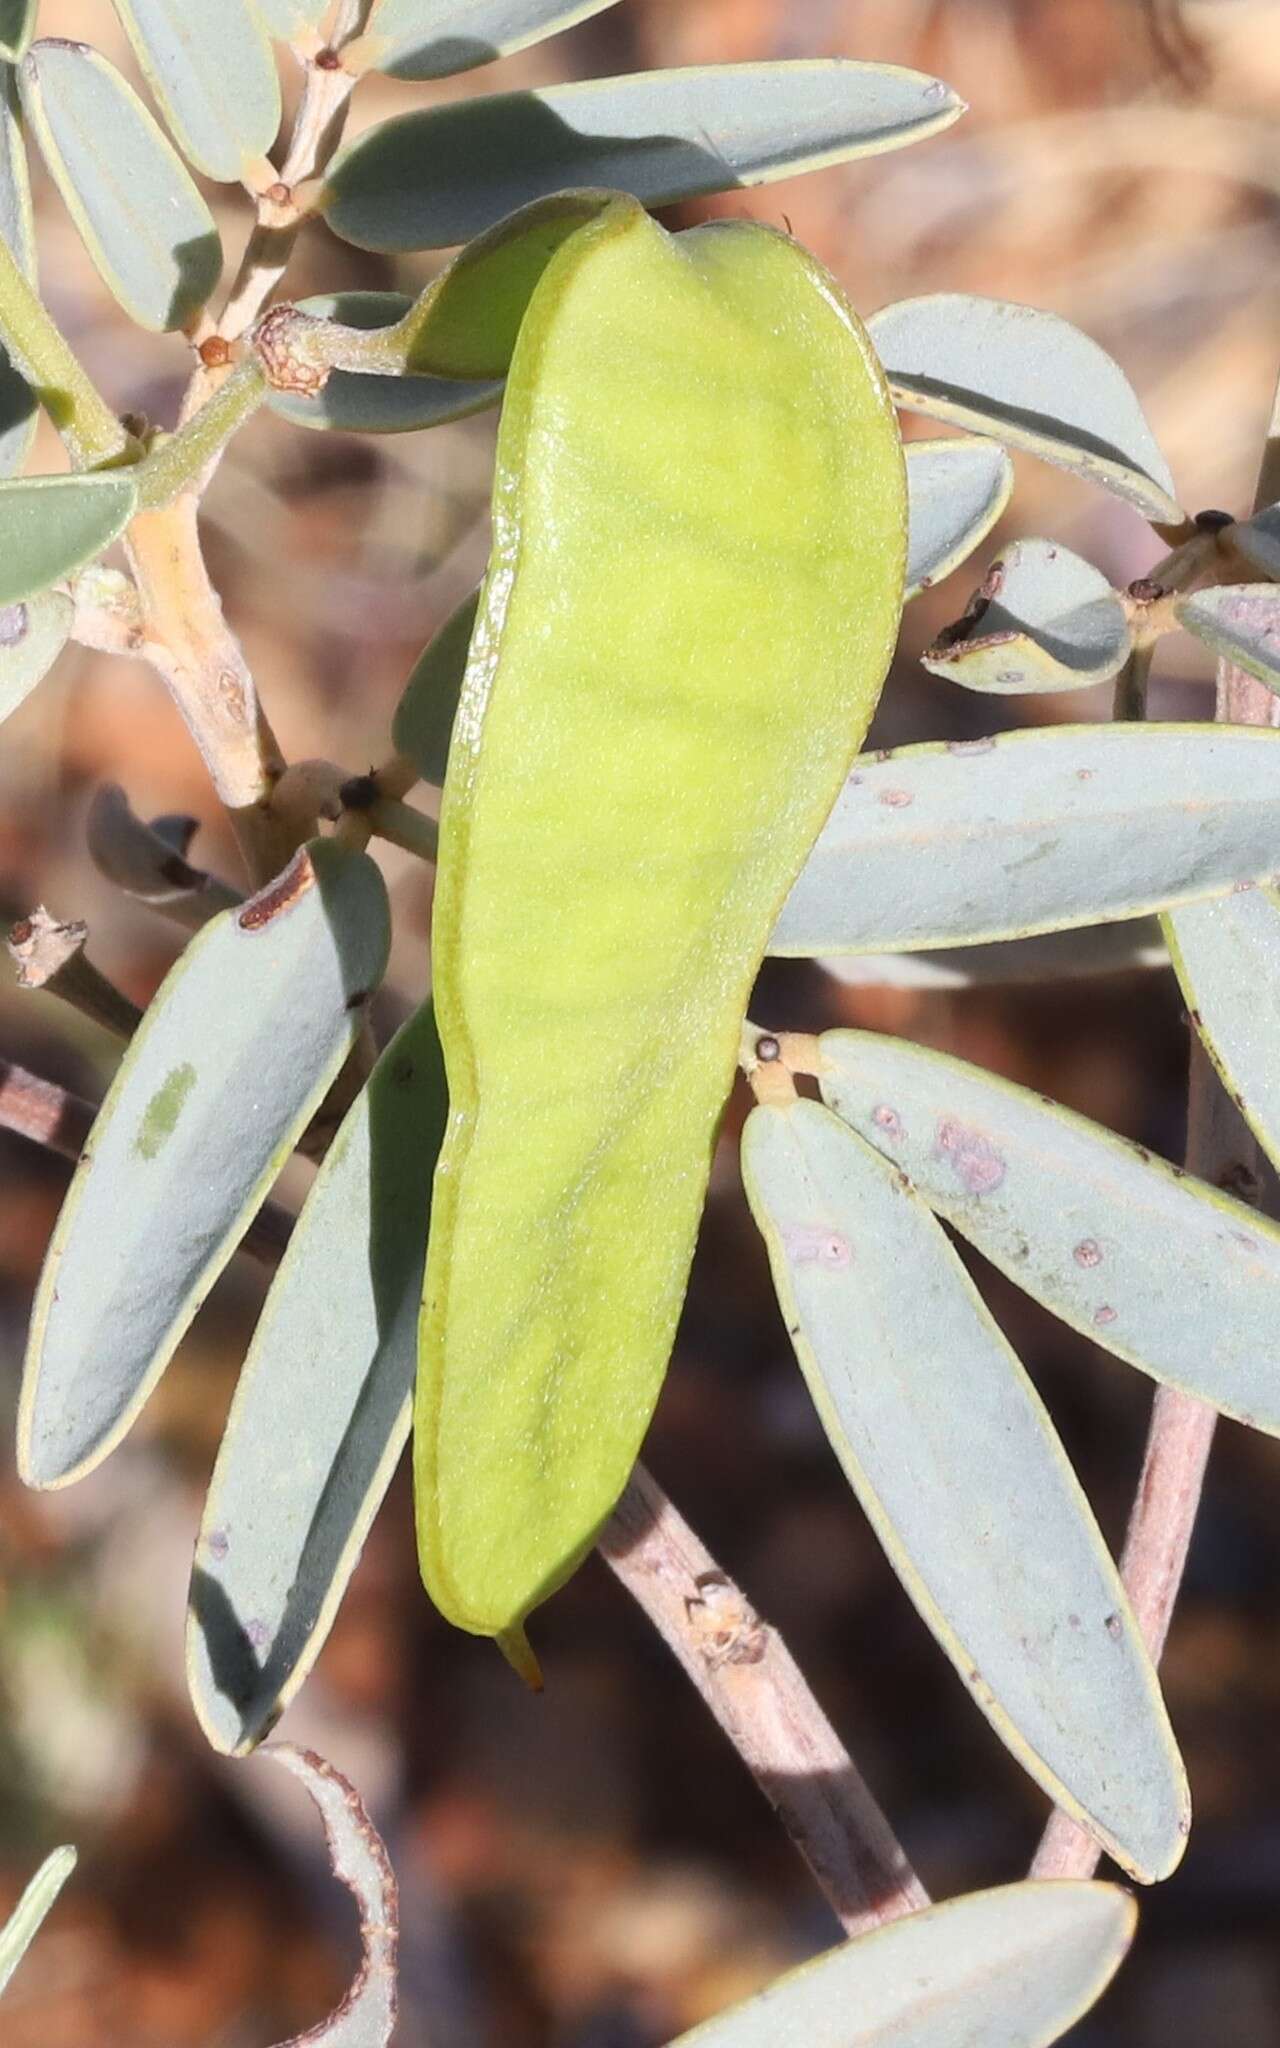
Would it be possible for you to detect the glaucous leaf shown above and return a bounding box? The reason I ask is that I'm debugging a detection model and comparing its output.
[0,587,73,719]
[0,1846,76,1998]
[1232,500,1280,578]
[1176,584,1280,695]
[0,2,35,63]
[923,539,1131,693]
[1167,887,1280,1185]
[904,435,1012,599]
[0,63,36,476]
[820,1027,1280,1434]
[189,1004,447,1756]
[86,782,242,930]
[256,0,329,37]
[0,471,137,606]
[266,293,500,434]
[348,0,622,80]
[391,589,477,785]
[673,1881,1135,2048]
[111,0,281,183]
[265,1749,397,2048]
[21,40,222,330]
[869,295,1181,522]
[772,723,1280,956]
[321,61,964,251]
[821,918,1166,989]
[18,842,390,1490]
[742,1096,1186,1881]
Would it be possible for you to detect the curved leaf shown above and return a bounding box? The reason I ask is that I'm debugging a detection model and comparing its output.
[904,436,1012,600]
[674,1881,1135,2048]
[266,293,499,435]
[18,842,391,1490]
[348,0,622,80]
[742,1097,1186,1881]
[0,63,36,475]
[21,40,222,331]
[0,1846,76,1998]
[869,294,1181,522]
[923,539,1131,693]
[0,471,137,606]
[821,918,1166,989]
[111,0,282,183]
[0,587,72,718]
[321,61,964,251]
[1176,583,1280,695]
[189,1004,447,1756]
[772,722,1280,957]
[391,589,476,785]
[1232,499,1280,579]
[1167,887,1280,1185]
[820,1028,1280,1436]
[0,2,35,63]
[86,782,242,929]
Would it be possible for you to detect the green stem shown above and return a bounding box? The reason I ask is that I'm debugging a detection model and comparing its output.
[0,233,132,470]
[363,795,439,864]
[135,360,267,509]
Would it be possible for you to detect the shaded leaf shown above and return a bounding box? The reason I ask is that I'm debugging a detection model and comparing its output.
[189,1005,447,1755]
[820,1027,1280,1435]
[0,2,35,63]
[1232,499,1280,579]
[111,0,281,183]
[1177,583,1280,695]
[349,0,622,80]
[21,40,222,331]
[742,1097,1186,1881]
[0,587,73,719]
[869,294,1181,521]
[1167,887,1280,1186]
[391,589,477,785]
[0,63,36,476]
[923,538,1131,693]
[321,61,964,251]
[86,782,242,929]
[0,1846,76,1998]
[772,723,1280,957]
[266,292,499,435]
[0,471,137,606]
[821,918,1166,989]
[265,1748,397,2048]
[904,435,1012,600]
[674,1881,1135,2048]
[18,842,390,1489]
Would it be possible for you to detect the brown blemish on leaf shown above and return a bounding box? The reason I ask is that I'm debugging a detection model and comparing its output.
[238,848,316,931]
[878,788,914,809]
[871,1104,903,1139]
[1104,1612,1123,1640]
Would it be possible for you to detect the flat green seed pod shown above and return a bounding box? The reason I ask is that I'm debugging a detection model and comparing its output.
[416,198,906,1650]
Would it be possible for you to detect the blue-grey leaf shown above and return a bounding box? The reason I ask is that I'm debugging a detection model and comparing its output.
[1167,887,1280,1185]
[266,293,500,435]
[923,539,1131,693]
[0,63,36,475]
[391,589,477,785]
[905,436,1012,600]
[0,587,73,719]
[19,842,391,1490]
[1176,584,1280,695]
[0,1846,76,1998]
[0,471,137,605]
[349,0,622,80]
[321,62,965,251]
[1232,500,1280,579]
[773,723,1280,957]
[111,0,282,183]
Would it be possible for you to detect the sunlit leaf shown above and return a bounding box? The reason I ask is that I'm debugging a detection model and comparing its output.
[869,294,1181,522]
[321,61,964,251]
[1167,887,1280,1186]
[773,723,1280,956]
[111,0,281,183]
[348,0,622,80]
[256,0,329,37]
[0,587,72,719]
[1176,583,1280,695]
[0,63,36,475]
[904,435,1012,600]
[18,842,391,1490]
[391,589,476,785]
[265,292,499,435]
[0,471,137,606]
[923,538,1131,693]
[821,918,1166,989]
[0,1846,76,1998]
[742,1096,1186,1881]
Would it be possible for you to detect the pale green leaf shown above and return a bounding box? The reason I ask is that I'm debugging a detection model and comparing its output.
[772,723,1280,957]
[266,293,499,435]
[923,539,1131,693]
[0,1846,76,1998]
[189,1004,447,1755]
[869,294,1181,522]
[674,1880,1135,2048]
[349,0,622,80]
[820,1026,1280,1435]
[390,589,476,784]
[1167,887,1280,1186]
[0,587,73,718]
[18,842,391,1490]
[0,63,37,476]
[821,918,1166,989]
[111,0,282,183]
[1176,583,1280,695]
[321,62,965,251]
[256,0,329,37]
[0,2,36,63]
[904,435,1012,600]
[0,472,137,606]
[20,40,222,331]
[742,1098,1186,1881]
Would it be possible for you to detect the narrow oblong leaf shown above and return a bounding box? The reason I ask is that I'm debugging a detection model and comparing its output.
[86,783,242,929]
[1176,584,1280,695]
[349,0,622,80]
[1167,887,1280,1186]
[321,61,965,251]
[0,63,37,476]
[821,918,1166,989]
[673,1880,1135,2048]
[111,0,281,183]
[256,0,329,37]
[18,842,391,1490]
[391,589,477,785]
[0,587,73,718]
[266,293,499,435]
[189,1004,447,1756]
[772,723,1280,957]
[0,471,137,606]
[869,294,1181,521]
[21,40,222,331]
[742,1097,1186,1881]
[904,436,1012,599]
[0,1846,76,1998]
[820,1027,1280,1435]
[923,539,1131,693]
[0,2,36,63]
[1232,500,1280,579]
[265,1748,397,2048]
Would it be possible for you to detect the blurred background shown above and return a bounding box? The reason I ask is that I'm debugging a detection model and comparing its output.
[4,0,1280,2041]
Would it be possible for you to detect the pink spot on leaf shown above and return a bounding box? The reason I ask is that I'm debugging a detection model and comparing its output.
[933,1117,1006,1195]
